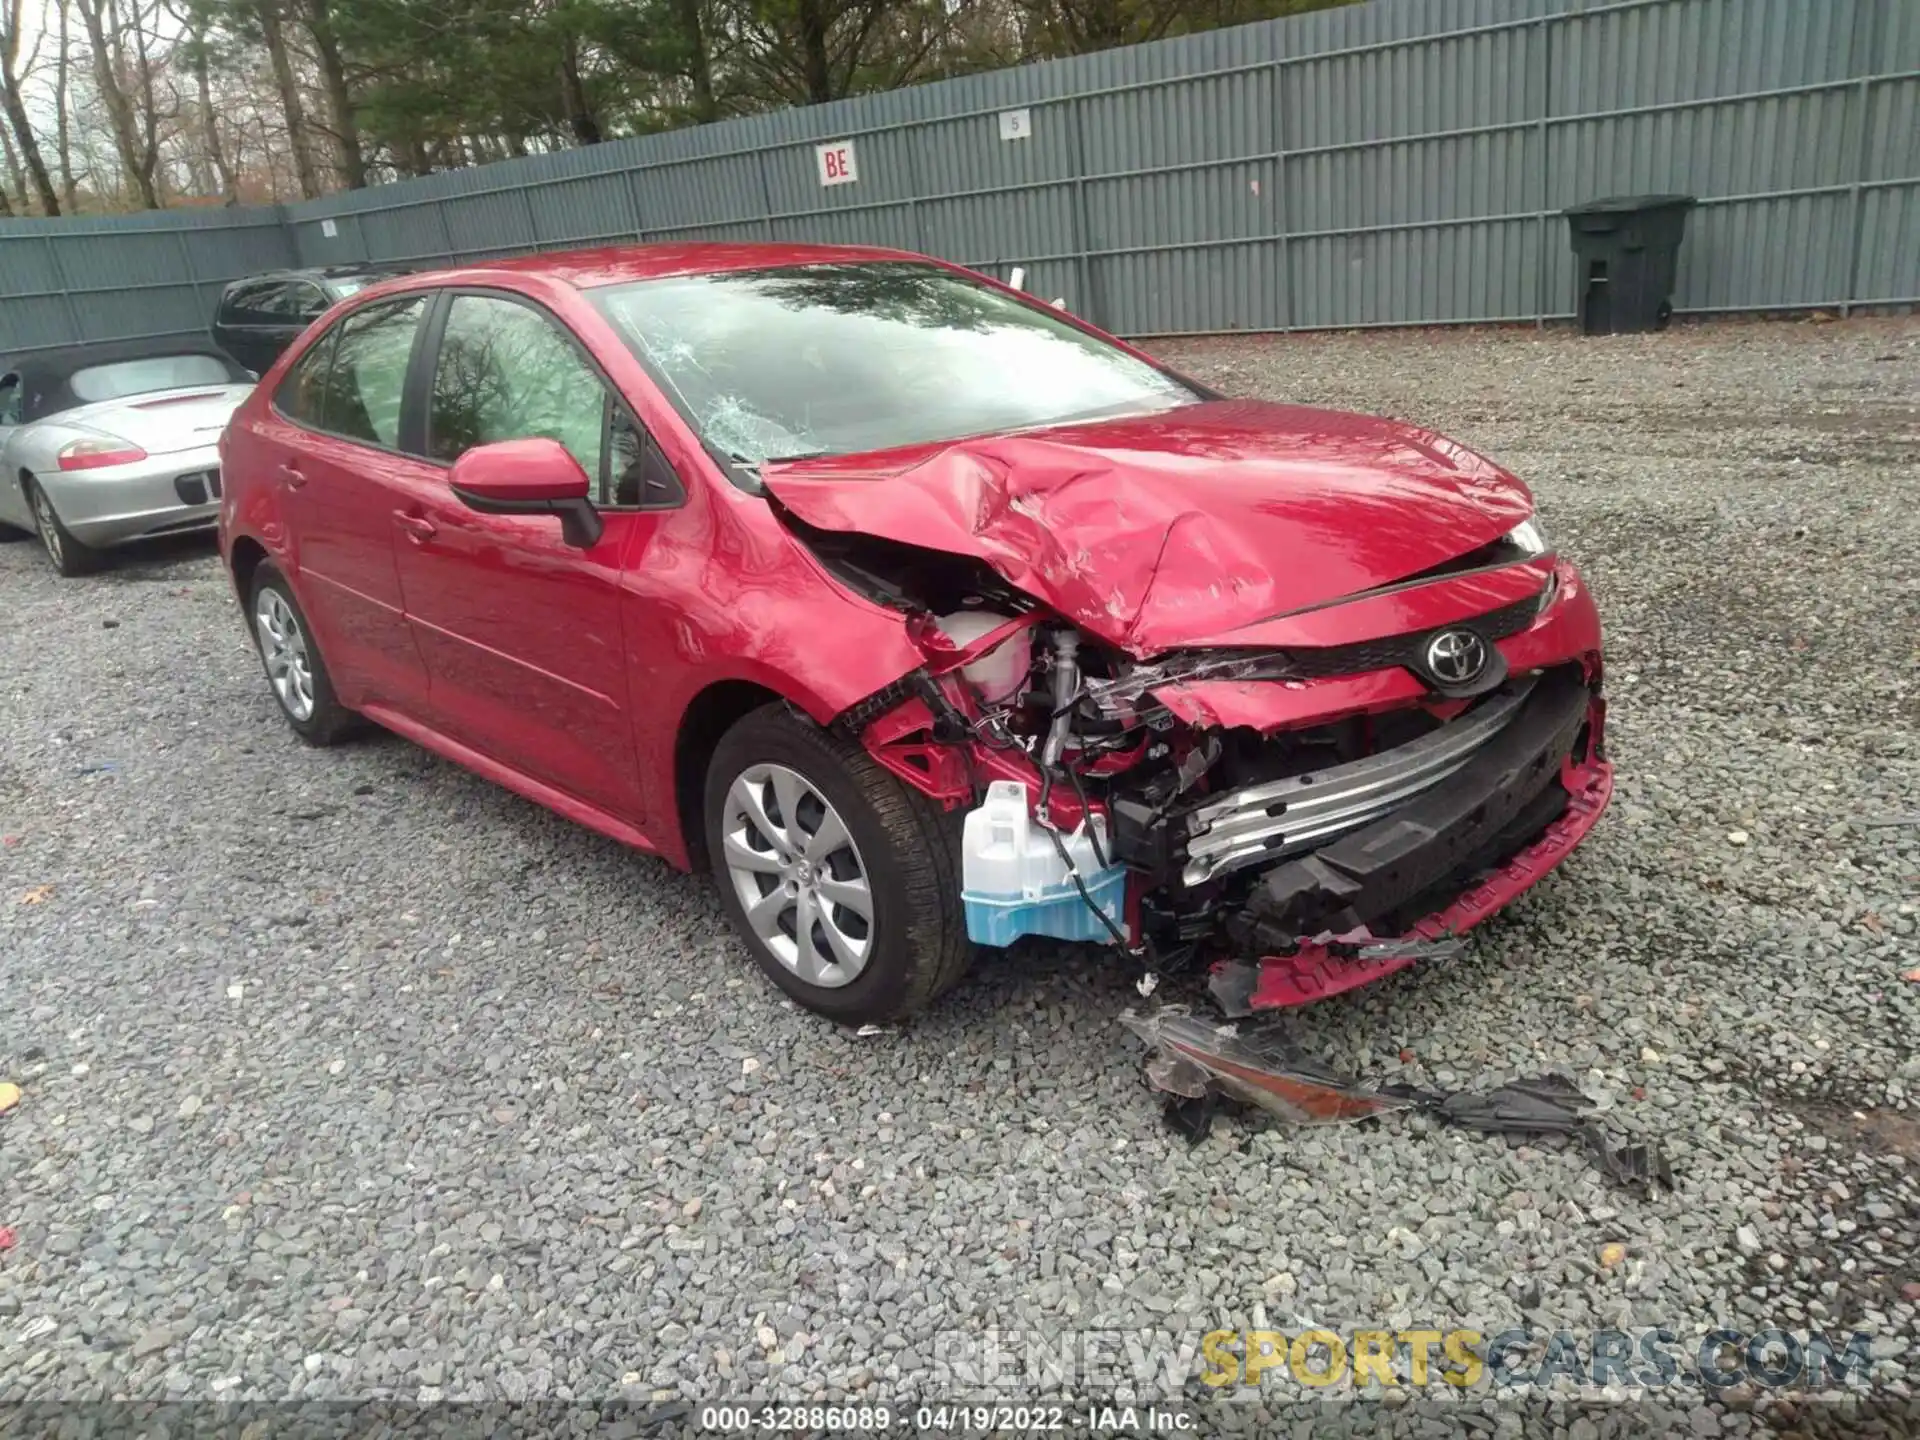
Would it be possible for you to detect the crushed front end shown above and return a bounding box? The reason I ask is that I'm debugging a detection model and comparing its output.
[762,419,1613,1013]
[811,540,1610,1014]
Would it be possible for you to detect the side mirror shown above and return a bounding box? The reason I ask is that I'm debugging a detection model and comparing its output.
[448,437,603,548]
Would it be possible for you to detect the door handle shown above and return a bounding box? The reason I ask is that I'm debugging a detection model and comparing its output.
[394,511,437,544]
[278,462,306,489]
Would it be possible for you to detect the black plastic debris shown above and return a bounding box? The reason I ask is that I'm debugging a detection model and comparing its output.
[1406,1072,1675,1193]
[1122,1008,1674,1195]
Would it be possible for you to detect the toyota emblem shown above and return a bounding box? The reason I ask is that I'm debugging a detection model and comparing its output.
[1424,628,1489,686]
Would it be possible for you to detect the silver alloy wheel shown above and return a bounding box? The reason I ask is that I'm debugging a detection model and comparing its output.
[721,762,874,989]
[31,487,63,566]
[254,588,316,722]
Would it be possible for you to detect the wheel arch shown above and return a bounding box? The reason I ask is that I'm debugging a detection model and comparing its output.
[0,464,36,534]
[671,678,789,874]
[228,533,271,602]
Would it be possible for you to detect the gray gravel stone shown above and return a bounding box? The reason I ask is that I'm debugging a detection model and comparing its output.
[1,318,1916,1420]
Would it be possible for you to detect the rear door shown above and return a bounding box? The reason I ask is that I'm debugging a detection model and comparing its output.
[389,289,669,820]
[261,295,436,712]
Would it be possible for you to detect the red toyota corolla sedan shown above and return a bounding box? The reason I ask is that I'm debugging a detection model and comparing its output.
[218,243,1613,1025]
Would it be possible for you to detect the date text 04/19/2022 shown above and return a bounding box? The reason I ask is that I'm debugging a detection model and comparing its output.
[697,1404,1197,1432]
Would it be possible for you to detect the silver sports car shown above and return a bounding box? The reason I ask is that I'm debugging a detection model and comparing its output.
[0,339,254,576]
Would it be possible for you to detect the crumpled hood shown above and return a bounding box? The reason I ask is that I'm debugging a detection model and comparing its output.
[762,399,1534,654]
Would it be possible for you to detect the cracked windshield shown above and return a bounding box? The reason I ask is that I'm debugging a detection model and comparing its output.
[588,262,1196,466]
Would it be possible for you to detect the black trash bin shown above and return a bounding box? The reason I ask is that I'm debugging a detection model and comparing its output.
[1563,194,1695,335]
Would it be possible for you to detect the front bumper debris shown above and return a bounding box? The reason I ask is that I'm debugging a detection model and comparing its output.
[1178,678,1537,887]
[1209,666,1611,1010]
[1111,665,1657,1189]
[1121,1008,1673,1194]
[1237,665,1595,945]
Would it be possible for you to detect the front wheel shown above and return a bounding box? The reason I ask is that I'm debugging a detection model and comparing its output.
[704,704,972,1025]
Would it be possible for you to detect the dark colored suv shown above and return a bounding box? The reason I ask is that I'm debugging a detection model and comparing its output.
[210,266,402,375]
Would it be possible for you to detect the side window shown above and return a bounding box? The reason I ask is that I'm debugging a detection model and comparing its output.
[286,283,330,322]
[274,330,336,427]
[219,282,267,325]
[320,297,427,448]
[428,295,605,483]
[607,403,685,508]
[608,403,641,504]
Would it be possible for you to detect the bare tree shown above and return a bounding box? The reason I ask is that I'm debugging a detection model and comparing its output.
[53,0,79,209]
[75,0,172,206]
[557,29,601,145]
[301,0,363,186]
[163,0,240,201]
[253,0,319,196]
[0,123,21,212]
[1,0,63,212]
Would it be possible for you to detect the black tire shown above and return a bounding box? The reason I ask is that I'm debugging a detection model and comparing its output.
[248,562,360,746]
[1654,299,1674,331]
[704,703,972,1025]
[24,476,104,576]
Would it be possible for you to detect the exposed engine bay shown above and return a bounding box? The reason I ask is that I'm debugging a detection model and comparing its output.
[787,511,1615,1008]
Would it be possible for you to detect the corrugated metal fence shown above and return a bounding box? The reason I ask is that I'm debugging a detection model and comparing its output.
[0,209,296,357]
[4,0,1915,356]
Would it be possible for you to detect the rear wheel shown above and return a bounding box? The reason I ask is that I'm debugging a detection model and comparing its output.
[704,704,972,1025]
[25,477,103,577]
[249,562,358,745]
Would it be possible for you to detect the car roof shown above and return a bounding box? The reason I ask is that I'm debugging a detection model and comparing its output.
[1,337,250,424]
[222,264,403,289]
[362,241,925,294]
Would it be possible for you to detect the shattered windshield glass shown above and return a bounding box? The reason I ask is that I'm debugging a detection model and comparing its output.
[587,262,1197,467]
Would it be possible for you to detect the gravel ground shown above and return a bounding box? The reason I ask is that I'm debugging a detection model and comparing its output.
[1,317,1916,1433]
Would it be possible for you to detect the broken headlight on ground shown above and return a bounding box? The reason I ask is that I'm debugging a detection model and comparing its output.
[1120,1008,1673,1195]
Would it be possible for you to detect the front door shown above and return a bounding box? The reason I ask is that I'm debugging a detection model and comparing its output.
[391,291,653,822]
[266,295,434,711]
